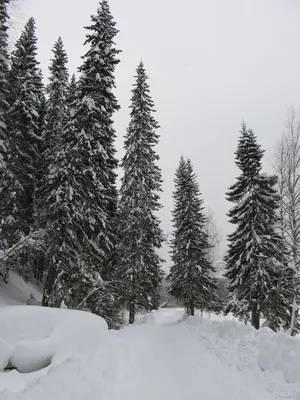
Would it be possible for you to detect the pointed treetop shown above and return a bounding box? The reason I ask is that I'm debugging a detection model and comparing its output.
[235,121,264,176]
[69,73,76,87]
[56,36,63,45]
[135,61,149,84]
[50,36,68,61]
[138,59,144,69]
[51,37,67,59]
[24,16,36,32]
[78,0,120,115]
[67,74,77,105]
[179,155,186,165]
[98,0,109,12]
[13,17,38,56]
[84,0,119,48]
[49,36,68,79]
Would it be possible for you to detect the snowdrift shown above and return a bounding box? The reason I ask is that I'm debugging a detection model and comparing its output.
[1,307,300,398]
[184,315,300,394]
[258,328,300,384]
[0,306,108,393]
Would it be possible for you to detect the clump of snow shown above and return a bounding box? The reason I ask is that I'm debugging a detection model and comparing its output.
[0,306,108,392]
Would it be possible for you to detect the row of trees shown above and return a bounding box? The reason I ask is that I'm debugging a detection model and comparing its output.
[0,0,219,327]
[223,120,300,334]
[167,119,300,336]
[0,0,166,327]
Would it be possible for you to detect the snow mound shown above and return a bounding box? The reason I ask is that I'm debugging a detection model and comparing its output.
[184,315,300,396]
[184,315,258,370]
[258,328,300,384]
[1,347,115,400]
[0,306,108,393]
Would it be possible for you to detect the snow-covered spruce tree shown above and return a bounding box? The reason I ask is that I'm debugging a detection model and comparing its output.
[29,67,47,285]
[0,0,9,166]
[225,123,289,330]
[80,0,120,221]
[116,61,164,324]
[0,0,11,281]
[77,1,120,293]
[168,157,219,316]
[0,0,10,238]
[43,37,69,156]
[43,2,121,328]
[67,74,77,104]
[0,18,44,280]
[40,37,69,303]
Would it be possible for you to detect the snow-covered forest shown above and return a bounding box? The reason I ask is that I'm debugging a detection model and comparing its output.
[2,0,300,399]
[0,0,300,332]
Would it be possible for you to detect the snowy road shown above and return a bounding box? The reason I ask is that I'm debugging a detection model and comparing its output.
[105,310,273,400]
[0,308,286,399]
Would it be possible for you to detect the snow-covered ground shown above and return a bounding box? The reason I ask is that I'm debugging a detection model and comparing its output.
[1,305,300,399]
[0,272,42,308]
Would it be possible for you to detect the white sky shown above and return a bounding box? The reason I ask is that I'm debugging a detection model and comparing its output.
[10,0,300,268]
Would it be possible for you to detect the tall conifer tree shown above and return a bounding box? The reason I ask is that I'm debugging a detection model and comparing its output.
[8,18,43,236]
[0,0,9,160]
[117,61,164,324]
[41,37,69,304]
[0,0,11,254]
[43,2,121,327]
[168,157,219,315]
[225,123,289,329]
[0,18,44,281]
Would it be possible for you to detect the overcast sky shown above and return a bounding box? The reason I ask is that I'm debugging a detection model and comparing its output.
[10,0,300,268]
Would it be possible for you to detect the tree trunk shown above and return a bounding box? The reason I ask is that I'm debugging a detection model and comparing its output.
[42,264,57,306]
[288,295,298,336]
[129,299,135,324]
[190,299,195,316]
[129,272,136,324]
[251,303,260,330]
[34,253,45,285]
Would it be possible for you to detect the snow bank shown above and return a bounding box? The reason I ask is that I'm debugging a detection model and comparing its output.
[184,315,300,396]
[0,306,108,393]
[184,316,258,371]
[1,346,115,400]
[258,328,300,384]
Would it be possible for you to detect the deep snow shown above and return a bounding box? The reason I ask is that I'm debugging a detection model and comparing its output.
[1,306,299,399]
[0,306,108,393]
